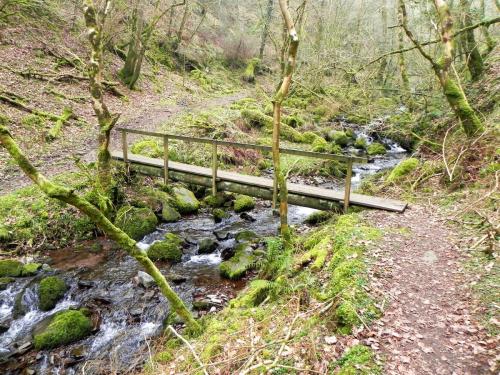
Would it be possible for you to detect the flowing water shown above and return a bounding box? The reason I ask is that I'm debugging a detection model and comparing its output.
[0,126,407,374]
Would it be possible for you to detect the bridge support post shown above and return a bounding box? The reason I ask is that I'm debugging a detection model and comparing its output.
[344,159,353,213]
[163,136,169,184]
[272,175,278,209]
[212,143,218,196]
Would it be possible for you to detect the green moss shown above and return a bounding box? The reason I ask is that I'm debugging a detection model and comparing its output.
[336,345,381,374]
[298,235,331,271]
[354,137,367,150]
[283,113,305,128]
[329,131,351,147]
[38,276,67,311]
[21,114,45,128]
[311,136,341,154]
[230,279,272,308]
[387,158,419,183]
[172,186,200,214]
[241,109,273,128]
[130,139,163,158]
[303,131,319,144]
[212,208,229,223]
[230,97,259,111]
[242,58,260,83]
[220,243,256,279]
[367,142,387,156]
[280,123,305,143]
[34,309,92,350]
[114,205,158,240]
[304,210,333,225]
[161,204,181,222]
[203,193,228,208]
[234,195,255,213]
[0,260,23,277]
[0,277,15,290]
[21,263,42,276]
[0,225,11,242]
[147,235,183,262]
[235,230,259,242]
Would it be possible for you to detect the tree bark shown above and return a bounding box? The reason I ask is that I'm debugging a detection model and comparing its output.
[376,0,389,86]
[459,0,484,80]
[83,0,120,199]
[259,0,274,60]
[0,123,200,331]
[272,0,303,244]
[396,0,413,110]
[479,0,496,54]
[120,2,145,89]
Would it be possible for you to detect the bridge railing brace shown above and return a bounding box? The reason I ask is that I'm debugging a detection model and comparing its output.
[116,128,367,213]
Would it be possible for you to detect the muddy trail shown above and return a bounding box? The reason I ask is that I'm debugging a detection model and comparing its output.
[0,91,249,195]
[363,206,498,374]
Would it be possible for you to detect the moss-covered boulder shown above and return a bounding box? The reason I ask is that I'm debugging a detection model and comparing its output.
[241,109,273,128]
[0,259,23,277]
[147,233,183,262]
[283,113,305,128]
[235,230,259,243]
[234,195,255,213]
[172,186,200,214]
[204,193,229,208]
[162,204,181,222]
[387,158,419,183]
[114,205,158,240]
[354,137,368,150]
[219,243,256,280]
[0,225,11,242]
[212,208,229,223]
[39,276,67,311]
[198,238,219,254]
[329,131,351,147]
[242,58,260,83]
[21,263,42,276]
[367,142,387,156]
[0,277,15,291]
[303,131,320,144]
[304,210,333,225]
[34,309,92,350]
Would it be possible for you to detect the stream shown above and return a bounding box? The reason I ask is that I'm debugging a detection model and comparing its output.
[0,127,407,375]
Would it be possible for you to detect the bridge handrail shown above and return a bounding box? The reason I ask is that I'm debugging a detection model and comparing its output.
[115,127,368,164]
[116,127,367,213]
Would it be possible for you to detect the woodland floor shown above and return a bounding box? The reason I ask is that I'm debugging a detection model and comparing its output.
[363,205,497,374]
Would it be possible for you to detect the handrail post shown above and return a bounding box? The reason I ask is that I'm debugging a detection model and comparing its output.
[344,158,353,213]
[121,129,128,163]
[272,175,278,209]
[212,142,218,196]
[163,135,169,184]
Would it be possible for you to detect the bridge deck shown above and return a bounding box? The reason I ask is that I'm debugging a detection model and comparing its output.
[111,151,407,213]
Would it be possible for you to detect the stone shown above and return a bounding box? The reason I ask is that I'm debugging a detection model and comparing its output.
[212,208,230,223]
[147,233,183,262]
[135,271,155,288]
[161,204,181,222]
[198,238,219,254]
[214,230,231,241]
[240,212,256,222]
[234,195,255,213]
[21,263,42,276]
[0,277,15,291]
[235,230,259,243]
[38,276,67,311]
[167,274,188,284]
[220,247,235,261]
[172,186,200,214]
[0,259,23,277]
[219,243,256,280]
[114,205,158,240]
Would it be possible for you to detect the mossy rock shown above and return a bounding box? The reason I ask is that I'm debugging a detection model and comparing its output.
[172,186,200,214]
[203,193,229,208]
[130,139,162,158]
[303,131,320,144]
[354,137,368,150]
[304,211,333,225]
[219,243,256,280]
[242,58,260,83]
[147,235,183,262]
[198,238,219,254]
[336,345,380,374]
[387,158,419,183]
[212,208,229,223]
[0,277,15,291]
[367,142,387,156]
[161,204,181,223]
[283,113,305,128]
[235,230,259,243]
[329,131,351,147]
[280,123,305,143]
[311,137,341,154]
[39,276,67,311]
[0,260,23,277]
[234,195,255,213]
[114,205,158,240]
[241,109,273,128]
[21,263,42,276]
[34,309,92,350]
[230,279,272,308]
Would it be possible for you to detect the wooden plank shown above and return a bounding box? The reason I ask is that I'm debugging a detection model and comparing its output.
[110,151,407,212]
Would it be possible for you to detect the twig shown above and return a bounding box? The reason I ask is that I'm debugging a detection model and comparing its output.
[167,325,209,375]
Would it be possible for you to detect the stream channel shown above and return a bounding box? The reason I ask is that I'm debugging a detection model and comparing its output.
[0,125,407,374]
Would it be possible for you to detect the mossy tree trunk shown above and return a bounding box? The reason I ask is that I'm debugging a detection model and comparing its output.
[119,2,145,89]
[399,0,483,137]
[376,0,389,87]
[259,0,274,60]
[83,0,120,201]
[396,0,414,110]
[272,0,303,245]
[459,0,484,80]
[479,0,496,54]
[0,124,200,332]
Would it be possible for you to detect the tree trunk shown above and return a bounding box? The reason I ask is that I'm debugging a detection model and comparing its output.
[479,0,496,54]
[119,4,145,89]
[459,0,484,80]
[177,1,190,42]
[83,0,120,201]
[376,0,389,86]
[0,124,200,331]
[259,0,274,60]
[272,0,302,245]
[397,0,413,110]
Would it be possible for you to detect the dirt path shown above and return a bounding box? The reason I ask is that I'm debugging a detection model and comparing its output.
[0,91,248,195]
[363,205,497,374]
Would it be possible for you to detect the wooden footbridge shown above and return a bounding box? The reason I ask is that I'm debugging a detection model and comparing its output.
[112,128,407,213]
